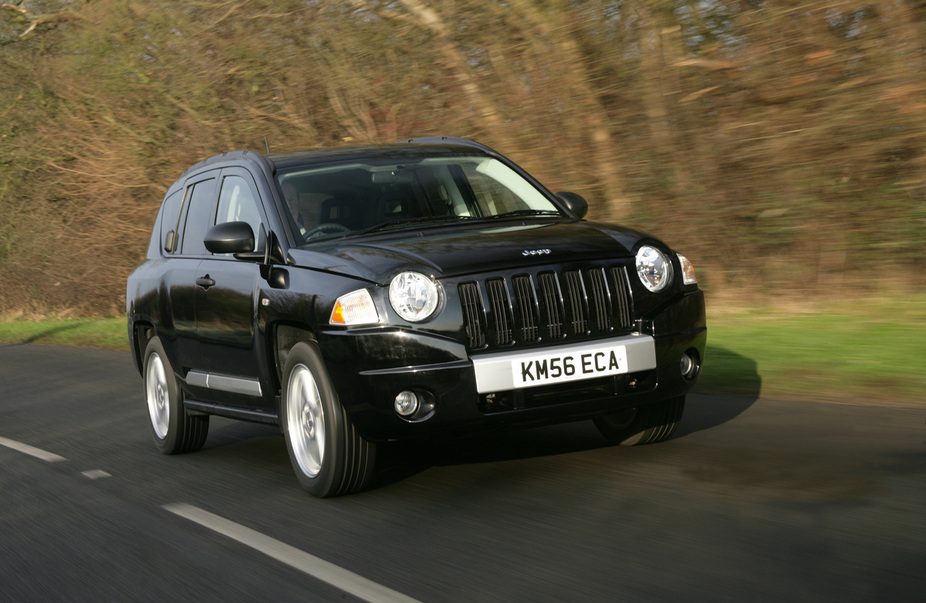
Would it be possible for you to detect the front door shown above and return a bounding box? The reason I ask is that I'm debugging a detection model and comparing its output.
[192,167,270,407]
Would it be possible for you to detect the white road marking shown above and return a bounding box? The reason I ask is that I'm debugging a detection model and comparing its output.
[163,503,420,603]
[0,436,67,463]
[81,469,112,480]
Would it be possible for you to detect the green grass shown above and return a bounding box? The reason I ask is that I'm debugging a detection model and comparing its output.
[2,298,924,406]
[697,297,926,406]
[0,316,128,350]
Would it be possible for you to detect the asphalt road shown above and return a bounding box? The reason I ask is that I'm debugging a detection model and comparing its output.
[1,343,924,602]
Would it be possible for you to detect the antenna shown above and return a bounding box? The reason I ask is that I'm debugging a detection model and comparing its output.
[264,136,271,154]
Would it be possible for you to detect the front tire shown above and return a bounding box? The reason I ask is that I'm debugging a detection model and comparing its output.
[281,342,376,497]
[594,396,685,446]
[143,337,209,454]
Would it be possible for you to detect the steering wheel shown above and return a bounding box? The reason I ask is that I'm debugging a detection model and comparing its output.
[304,222,351,241]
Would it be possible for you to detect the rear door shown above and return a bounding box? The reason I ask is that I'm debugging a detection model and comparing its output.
[162,174,218,374]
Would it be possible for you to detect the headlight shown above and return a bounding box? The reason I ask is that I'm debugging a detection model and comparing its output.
[635,245,673,292]
[329,289,379,325]
[389,271,441,322]
[677,253,697,285]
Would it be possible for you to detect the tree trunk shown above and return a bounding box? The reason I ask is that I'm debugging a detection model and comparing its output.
[507,0,631,218]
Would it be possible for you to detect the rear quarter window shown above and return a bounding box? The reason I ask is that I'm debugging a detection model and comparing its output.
[158,189,185,255]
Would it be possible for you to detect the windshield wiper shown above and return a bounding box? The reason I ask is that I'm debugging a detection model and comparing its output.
[351,214,476,236]
[485,209,563,220]
[346,210,561,238]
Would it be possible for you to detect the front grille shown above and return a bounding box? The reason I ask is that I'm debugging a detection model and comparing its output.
[459,280,485,349]
[486,278,512,346]
[458,265,634,350]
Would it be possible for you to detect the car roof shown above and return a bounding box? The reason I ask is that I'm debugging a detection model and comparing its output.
[266,141,492,170]
[169,138,497,193]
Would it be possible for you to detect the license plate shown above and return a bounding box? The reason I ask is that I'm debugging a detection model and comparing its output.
[512,344,628,389]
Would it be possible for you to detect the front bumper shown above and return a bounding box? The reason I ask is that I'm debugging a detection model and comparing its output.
[319,290,706,442]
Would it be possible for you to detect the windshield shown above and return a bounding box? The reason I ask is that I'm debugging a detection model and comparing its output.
[275,156,564,243]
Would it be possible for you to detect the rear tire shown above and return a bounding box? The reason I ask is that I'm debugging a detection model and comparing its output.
[281,341,376,497]
[594,396,685,446]
[143,337,209,454]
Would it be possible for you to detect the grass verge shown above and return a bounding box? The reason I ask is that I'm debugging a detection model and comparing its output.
[0,316,127,350]
[1,298,923,407]
[696,297,925,407]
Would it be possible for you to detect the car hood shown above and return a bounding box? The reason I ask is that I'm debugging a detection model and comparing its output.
[286,220,650,284]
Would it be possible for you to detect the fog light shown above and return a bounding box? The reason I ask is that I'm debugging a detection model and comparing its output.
[394,390,420,417]
[680,352,699,379]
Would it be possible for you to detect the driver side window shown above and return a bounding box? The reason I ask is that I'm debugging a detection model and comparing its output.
[216,175,263,252]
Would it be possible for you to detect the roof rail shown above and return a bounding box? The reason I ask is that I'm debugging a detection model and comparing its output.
[399,136,498,154]
[177,150,275,180]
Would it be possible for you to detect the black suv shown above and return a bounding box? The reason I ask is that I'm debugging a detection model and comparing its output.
[127,137,706,497]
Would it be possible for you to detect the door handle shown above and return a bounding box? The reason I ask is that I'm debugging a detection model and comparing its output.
[196,275,215,289]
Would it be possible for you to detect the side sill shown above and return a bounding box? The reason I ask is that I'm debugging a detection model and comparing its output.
[184,399,280,426]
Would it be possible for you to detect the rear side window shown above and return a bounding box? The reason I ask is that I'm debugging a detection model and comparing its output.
[180,178,217,255]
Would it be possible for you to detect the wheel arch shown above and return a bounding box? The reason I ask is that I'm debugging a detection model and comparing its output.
[271,322,318,392]
[130,321,155,376]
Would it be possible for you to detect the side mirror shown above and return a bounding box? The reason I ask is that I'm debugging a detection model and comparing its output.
[204,221,255,254]
[555,192,589,219]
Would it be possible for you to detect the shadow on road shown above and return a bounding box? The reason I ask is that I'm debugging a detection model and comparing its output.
[676,344,761,438]
[196,345,762,494]
[369,421,607,490]
[371,345,762,490]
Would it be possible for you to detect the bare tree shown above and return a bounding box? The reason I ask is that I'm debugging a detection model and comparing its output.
[1,1,81,42]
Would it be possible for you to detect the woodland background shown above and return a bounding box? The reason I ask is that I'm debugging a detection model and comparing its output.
[1,0,924,315]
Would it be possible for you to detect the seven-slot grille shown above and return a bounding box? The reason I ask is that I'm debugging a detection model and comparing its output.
[458,265,633,350]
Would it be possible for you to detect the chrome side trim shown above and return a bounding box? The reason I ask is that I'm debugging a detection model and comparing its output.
[186,370,263,397]
[185,371,209,389]
[470,334,657,394]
